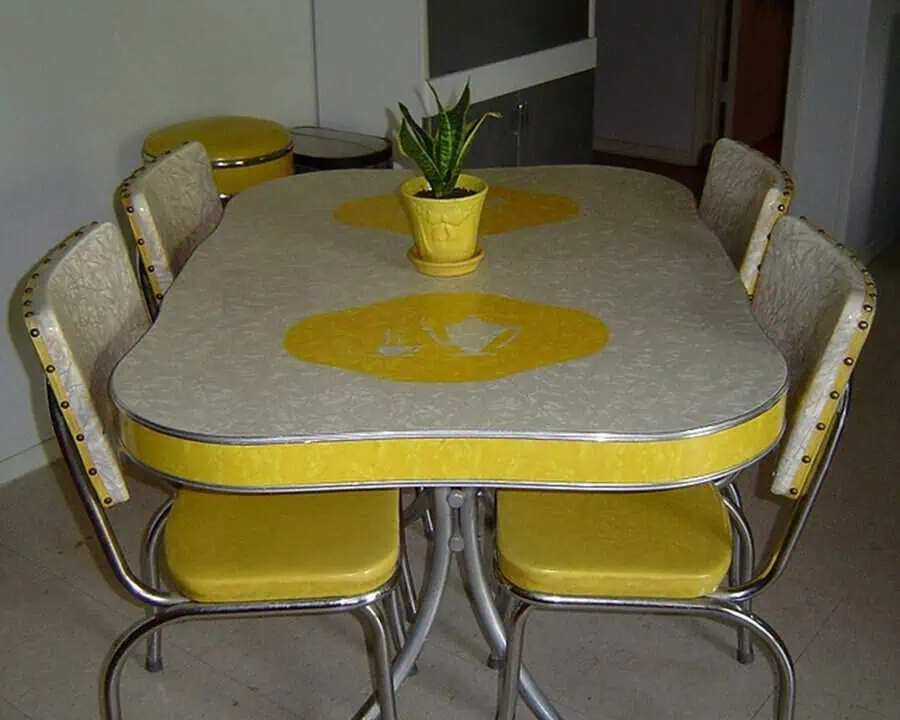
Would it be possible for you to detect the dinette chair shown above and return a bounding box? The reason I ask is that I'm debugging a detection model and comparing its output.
[121,136,424,655]
[21,221,400,720]
[119,140,223,312]
[117,138,425,645]
[491,215,875,720]
[699,138,794,296]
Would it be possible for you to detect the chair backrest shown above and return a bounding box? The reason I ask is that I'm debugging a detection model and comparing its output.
[22,222,151,506]
[699,138,794,296]
[752,216,875,498]
[119,140,223,305]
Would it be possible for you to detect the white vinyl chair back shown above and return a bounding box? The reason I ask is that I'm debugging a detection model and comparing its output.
[120,140,223,304]
[22,222,151,506]
[752,216,875,498]
[700,138,794,295]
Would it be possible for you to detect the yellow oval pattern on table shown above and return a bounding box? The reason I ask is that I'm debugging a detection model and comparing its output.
[333,185,578,236]
[284,293,608,383]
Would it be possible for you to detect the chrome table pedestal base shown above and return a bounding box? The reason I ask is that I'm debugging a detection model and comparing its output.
[353,487,562,720]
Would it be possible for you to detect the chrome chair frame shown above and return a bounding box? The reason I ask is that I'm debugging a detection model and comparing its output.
[48,388,399,720]
[493,386,851,720]
[397,489,435,621]
[716,471,756,663]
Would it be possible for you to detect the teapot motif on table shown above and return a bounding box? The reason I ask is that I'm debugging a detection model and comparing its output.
[420,316,520,356]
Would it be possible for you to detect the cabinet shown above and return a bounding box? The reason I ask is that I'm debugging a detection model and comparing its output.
[314,1,596,166]
[428,2,590,76]
[464,71,595,168]
[462,92,518,169]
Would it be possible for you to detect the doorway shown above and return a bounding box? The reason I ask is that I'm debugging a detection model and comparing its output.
[592,0,796,195]
[726,0,795,160]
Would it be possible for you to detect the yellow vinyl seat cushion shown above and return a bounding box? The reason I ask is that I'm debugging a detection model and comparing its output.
[164,489,399,603]
[496,484,732,599]
[143,116,294,197]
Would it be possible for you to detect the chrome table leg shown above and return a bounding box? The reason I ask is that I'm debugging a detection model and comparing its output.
[457,489,563,720]
[354,488,453,720]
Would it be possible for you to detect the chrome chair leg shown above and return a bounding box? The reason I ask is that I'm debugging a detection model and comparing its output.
[487,590,513,670]
[397,489,425,626]
[398,538,418,623]
[353,604,399,720]
[712,604,795,719]
[723,484,755,664]
[487,596,795,720]
[494,597,533,720]
[479,488,496,531]
[385,589,406,655]
[139,497,173,673]
[102,607,182,720]
[103,597,400,720]
[402,489,433,541]
[386,588,419,676]
[416,488,435,539]
[394,528,421,675]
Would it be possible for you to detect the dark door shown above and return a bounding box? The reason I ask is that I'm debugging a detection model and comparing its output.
[519,71,595,166]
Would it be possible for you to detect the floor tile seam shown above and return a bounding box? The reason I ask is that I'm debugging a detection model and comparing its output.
[1,693,34,717]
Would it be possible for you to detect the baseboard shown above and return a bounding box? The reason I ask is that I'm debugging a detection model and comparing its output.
[0,438,60,487]
[593,137,696,166]
[863,236,896,265]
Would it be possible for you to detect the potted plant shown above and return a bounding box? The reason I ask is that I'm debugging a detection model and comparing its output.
[397,82,499,276]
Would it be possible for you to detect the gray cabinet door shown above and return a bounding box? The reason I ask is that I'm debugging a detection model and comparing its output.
[520,71,595,166]
[428,1,589,76]
[458,91,519,169]
[432,73,595,169]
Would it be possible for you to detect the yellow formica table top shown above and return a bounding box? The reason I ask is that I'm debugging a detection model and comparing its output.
[110,166,788,492]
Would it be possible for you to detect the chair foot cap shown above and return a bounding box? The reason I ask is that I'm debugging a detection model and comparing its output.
[145,658,164,673]
[737,649,755,665]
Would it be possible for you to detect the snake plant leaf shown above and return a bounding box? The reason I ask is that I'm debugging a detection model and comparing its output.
[398,102,433,157]
[427,84,455,191]
[398,118,442,191]
[396,83,499,196]
[443,82,471,180]
[449,111,502,187]
[435,109,454,191]
[447,81,472,131]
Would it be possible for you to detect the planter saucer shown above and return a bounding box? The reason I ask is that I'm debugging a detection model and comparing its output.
[407,247,484,277]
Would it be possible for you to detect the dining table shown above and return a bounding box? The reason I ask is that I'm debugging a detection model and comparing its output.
[110,165,789,720]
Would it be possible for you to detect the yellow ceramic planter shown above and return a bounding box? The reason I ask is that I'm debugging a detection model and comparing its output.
[400,174,488,276]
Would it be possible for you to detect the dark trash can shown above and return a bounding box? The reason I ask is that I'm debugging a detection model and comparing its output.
[290,127,393,173]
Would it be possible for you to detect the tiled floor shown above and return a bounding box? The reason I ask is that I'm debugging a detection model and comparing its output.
[2,244,899,719]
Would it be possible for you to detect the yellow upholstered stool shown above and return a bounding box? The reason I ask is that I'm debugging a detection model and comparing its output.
[143,116,294,200]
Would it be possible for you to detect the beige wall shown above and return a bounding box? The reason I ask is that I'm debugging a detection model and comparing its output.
[0,0,317,478]
[783,0,900,260]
